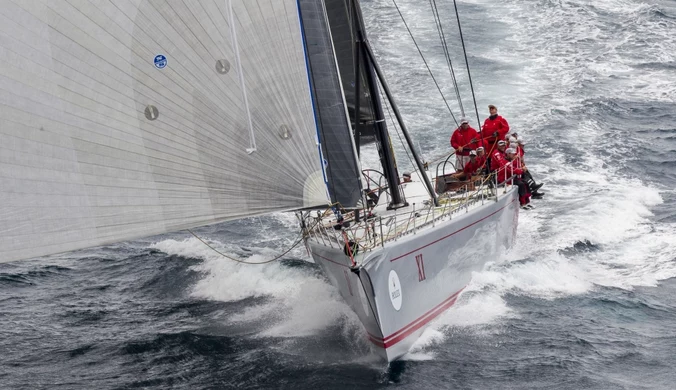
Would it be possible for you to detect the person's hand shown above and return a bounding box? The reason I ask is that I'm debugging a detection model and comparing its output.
[456,147,463,154]
[471,138,478,143]
[492,131,498,137]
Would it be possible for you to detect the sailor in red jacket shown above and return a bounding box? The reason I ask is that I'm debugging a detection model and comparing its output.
[450,117,479,171]
[481,105,510,153]
[463,150,483,177]
[489,140,508,172]
[500,147,532,208]
[475,146,487,174]
[513,136,544,197]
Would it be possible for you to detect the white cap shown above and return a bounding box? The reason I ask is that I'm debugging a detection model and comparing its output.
[505,147,516,154]
[469,150,477,156]
[476,146,485,152]
[497,140,506,146]
[509,136,517,144]
[517,138,525,144]
[460,117,469,124]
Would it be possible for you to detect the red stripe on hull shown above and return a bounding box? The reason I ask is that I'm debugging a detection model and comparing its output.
[368,287,465,349]
[367,334,385,348]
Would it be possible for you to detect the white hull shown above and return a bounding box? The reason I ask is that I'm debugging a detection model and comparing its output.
[307,187,519,361]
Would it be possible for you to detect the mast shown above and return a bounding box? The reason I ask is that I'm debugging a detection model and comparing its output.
[350,0,407,209]
[351,0,438,208]
[363,41,439,207]
[352,26,362,158]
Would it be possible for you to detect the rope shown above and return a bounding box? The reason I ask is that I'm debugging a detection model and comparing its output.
[427,137,479,168]
[187,220,311,265]
[429,0,465,117]
[391,0,459,128]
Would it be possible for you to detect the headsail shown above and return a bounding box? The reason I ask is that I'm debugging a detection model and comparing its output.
[0,0,329,263]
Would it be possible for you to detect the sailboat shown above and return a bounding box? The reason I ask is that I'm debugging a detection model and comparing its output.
[0,0,519,362]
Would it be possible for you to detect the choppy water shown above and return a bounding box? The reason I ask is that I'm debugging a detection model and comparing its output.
[2,0,676,388]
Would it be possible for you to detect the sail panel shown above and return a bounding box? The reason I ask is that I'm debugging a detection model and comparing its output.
[0,0,328,263]
[298,0,362,207]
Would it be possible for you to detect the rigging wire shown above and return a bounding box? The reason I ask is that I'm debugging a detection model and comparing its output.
[429,0,465,117]
[186,217,316,265]
[452,0,483,138]
[377,80,419,174]
[391,0,459,128]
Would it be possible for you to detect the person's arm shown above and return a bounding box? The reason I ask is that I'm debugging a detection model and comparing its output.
[506,161,523,176]
[467,129,480,150]
[498,117,510,139]
[450,131,462,152]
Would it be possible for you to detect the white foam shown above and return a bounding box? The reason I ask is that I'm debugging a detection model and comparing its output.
[400,350,437,361]
[418,289,514,346]
[151,237,360,338]
[400,328,444,361]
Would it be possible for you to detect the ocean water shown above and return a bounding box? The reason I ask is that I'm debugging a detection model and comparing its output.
[2,0,676,388]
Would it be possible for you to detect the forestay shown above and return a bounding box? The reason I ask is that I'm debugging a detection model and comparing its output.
[0,0,329,263]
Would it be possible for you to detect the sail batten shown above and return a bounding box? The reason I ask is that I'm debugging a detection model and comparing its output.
[1,0,331,263]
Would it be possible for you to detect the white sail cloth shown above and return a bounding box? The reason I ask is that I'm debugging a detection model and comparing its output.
[0,0,329,263]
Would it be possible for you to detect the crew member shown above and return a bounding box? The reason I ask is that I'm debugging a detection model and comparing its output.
[500,147,532,209]
[481,105,510,153]
[463,150,483,177]
[514,137,544,197]
[489,140,508,172]
[450,117,479,171]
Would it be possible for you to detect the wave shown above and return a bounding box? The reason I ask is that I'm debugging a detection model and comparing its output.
[151,237,365,343]
[0,264,73,286]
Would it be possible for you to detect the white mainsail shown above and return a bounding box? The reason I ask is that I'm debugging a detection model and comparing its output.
[0,0,329,263]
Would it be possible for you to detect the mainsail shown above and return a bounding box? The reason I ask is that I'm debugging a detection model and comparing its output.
[298,0,363,208]
[0,0,334,263]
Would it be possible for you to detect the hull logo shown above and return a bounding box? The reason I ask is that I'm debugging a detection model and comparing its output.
[154,54,167,69]
[388,270,402,311]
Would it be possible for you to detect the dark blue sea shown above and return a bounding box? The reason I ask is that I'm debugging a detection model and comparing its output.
[2,0,676,388]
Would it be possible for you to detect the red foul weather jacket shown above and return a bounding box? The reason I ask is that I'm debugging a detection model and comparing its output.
[463,158,483,176]
[489,149,506,171]
[495,158,523,183]
[481,115,510,149]
[450,126,479,156]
